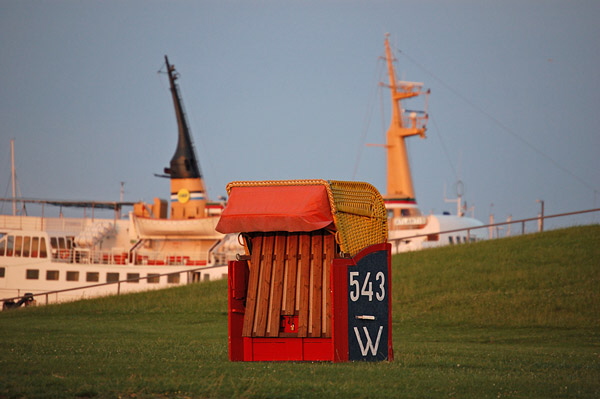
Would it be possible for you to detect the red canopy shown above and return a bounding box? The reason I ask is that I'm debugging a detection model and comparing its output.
[215,184,334,233]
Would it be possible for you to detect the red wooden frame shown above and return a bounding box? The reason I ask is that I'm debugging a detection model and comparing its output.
[228,243,392,362]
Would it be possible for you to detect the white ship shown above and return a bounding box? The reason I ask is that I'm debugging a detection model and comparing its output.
[379,35,484,252]
[0,57,241,306]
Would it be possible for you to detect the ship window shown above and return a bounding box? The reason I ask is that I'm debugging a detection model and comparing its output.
[52,237,71,252]
[426,234,439,242]
[6,236,14,256]
[14,236,22,257]
[67,271,79,282]
[31,237,39,258]
[0,238,5,256]
[167,273,180,284]
[147,274,160,284]
[40,237,47,258]
[106,273,119,283]
[0,267,5,278]
[127,273,140,283]
[23,236,31,257]
[46,270,59,281]
[86,272,99,282]
[26,269,39,280]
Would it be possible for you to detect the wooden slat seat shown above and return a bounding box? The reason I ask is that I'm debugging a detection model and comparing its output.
[241,230,337,338]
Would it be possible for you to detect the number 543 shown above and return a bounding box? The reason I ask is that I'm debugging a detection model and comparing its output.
[349,271,385,302]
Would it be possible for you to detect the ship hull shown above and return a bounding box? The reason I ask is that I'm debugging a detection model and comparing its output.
[388,214,484,253]
[1,260,227,305]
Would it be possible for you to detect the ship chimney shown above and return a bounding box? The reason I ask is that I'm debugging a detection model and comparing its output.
[163,56,207,219]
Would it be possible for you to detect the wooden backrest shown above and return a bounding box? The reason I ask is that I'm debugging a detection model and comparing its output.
[242,230,337,338]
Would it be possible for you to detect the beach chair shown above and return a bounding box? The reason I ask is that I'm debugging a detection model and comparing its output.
[217,179,393,362]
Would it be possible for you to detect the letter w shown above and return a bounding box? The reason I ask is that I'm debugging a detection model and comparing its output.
[353,326,384,356]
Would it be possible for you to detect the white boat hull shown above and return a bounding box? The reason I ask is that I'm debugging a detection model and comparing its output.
[388,214,485,253]
[0,259,228,305]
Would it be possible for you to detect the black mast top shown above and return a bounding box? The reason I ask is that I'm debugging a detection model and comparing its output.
[163,56,202,179]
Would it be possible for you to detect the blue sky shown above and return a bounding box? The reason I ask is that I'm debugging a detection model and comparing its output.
[1,1,599,230]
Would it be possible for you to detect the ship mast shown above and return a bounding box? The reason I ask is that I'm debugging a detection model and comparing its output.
[163,56,207,219]
[383,35,429,203]
[10,139,17,216]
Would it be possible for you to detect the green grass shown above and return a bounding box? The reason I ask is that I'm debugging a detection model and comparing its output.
[1,225,598,398]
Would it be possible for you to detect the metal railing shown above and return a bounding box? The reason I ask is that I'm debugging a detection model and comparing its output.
[389,207,600,252]
[50,248,210,266]
[1,264,227,307]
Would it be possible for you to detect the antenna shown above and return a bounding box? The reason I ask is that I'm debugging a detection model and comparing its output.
[10,139,16,216]
[444,180,464,217]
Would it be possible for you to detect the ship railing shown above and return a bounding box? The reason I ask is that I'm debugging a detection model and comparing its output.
[131,251,209,266]
[389,207,600,252]
[0,215,89,232]
[1,264,227,307]
[401,111,428,131]
[51,248,211,266]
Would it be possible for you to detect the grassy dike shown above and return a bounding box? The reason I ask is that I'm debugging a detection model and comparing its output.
[0,225,598,398]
